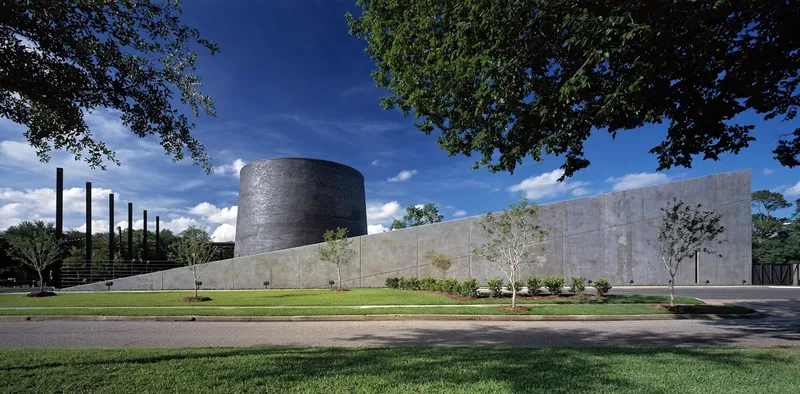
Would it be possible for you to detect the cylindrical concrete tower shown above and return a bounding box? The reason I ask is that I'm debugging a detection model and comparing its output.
[234,158,368,257]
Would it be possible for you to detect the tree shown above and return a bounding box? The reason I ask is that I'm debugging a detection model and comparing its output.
[426,250,453,277]
[170,227,217,297]
[650,200,724,306]
[347,2,800,178]
[474,198,549,308]
[752,190,791,220]
[319,227,357,290]
[390,203,444,230]
[4,221,63,293]
[1,1,219,172]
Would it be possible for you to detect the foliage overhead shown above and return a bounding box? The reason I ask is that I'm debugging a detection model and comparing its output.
[348,1,800,178]
[390,203,444,230]
[1,0,219,172]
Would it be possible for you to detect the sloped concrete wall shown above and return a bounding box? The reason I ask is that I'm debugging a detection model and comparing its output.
[67,170,751,291]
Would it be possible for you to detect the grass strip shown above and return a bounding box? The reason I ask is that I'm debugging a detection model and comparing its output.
[0,289,702,307]
[0,347,796,393]
[0,304,753,316]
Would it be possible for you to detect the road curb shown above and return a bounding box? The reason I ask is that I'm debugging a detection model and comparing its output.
[0,312,763,323]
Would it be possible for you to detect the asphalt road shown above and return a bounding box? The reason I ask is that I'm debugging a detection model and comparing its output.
[0,315,797,348]
[0,287,797,349]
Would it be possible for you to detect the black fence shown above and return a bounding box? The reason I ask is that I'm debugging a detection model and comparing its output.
[752,264,799,285]
[61,260,183,288]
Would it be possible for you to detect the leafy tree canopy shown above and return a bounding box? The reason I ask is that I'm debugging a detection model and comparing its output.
[1,0,218,172]
[390,203,444,230]
[348,1,800,178]
[752,190,791,219]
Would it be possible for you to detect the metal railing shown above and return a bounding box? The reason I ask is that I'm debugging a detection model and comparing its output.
[61,259,183,288]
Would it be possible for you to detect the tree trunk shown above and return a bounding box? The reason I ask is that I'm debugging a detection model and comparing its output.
[38,270,44,293]
[195,284,198,298]
[337,266,342,290]
[670,273,676,306]
[511,279,517,308]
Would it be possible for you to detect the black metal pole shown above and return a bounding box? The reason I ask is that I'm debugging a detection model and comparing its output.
[127,202,133,262]
[55,168,63,238]
[85,182,92,267]
[54,167,63,287]
[155,216,160,260]
[108,194,114,264]
[142,210,148,261]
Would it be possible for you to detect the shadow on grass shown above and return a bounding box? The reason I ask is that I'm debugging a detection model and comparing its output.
[1,347,797,392]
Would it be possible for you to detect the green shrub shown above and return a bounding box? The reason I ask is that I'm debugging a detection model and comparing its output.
[419,277,438,291]
[507,280,522,294]
[544,276,565,295]
[487,278,504,297]
[404,277,420,290]
[570,277,586,294]
[385,277,400,289]
[440,277,460,294]
[525,275,543,296]
[397,277,406,289]
[594,278,613,296]
[459,278,479,297]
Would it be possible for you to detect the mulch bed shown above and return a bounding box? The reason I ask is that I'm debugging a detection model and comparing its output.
[648,304,694,314]
[26,291,57,298]
[180,296,212,302]
[497,305,530,312]
[330,288,350,292]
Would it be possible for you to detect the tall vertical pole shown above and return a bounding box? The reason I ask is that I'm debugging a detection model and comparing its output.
[52,167,64,287]
[127,203,133,262]
[142,210,148,261]
[55,168,63,238]
[108,194,114,264]
[85,182,92,268]
[155,216,161,261]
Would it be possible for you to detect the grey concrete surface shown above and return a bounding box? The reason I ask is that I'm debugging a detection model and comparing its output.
[234,158,368,257]
[68,170,752,291]
[0,316,796,348]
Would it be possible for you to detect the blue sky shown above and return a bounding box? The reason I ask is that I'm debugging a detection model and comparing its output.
[1,0,799,239]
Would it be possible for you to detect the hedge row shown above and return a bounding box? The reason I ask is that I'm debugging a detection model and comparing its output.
[385,276,479,297]
[386,275,614,297]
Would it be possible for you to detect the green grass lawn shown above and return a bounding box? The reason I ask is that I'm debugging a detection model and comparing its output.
[0,347,796,393]
[0,304,754,316]
[0,288,703,307]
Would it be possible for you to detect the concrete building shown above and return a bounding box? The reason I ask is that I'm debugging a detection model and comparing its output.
[67,169,751,290]
[234,158,368,257]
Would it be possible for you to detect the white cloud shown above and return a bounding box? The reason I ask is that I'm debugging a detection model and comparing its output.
[367,224,388,234]
[763,168,775,175]
[211,223,236,242]
[414,204,424,209]
[571,187,591,197]
[605,172,671,192]
[371,159,381,166]
[366,201,401,224]
[785,181,800,197]
[188,202,237,225]
[388,169,418,182]
[73,219,111,234]
[453,210,467,218]
[214,158,246,178]
[508,169,590,200]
